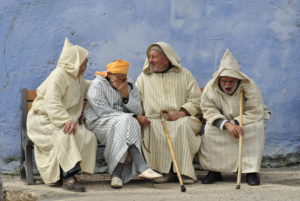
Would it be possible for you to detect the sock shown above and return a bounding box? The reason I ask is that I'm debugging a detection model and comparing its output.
[128,145,149,173]
[112,163,124,179]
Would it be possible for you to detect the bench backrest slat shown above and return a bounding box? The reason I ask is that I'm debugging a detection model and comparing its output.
[27,90,37,101]
[26,90,36,111]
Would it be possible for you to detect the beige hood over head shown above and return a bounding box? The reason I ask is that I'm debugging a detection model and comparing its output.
[202,49,270,125]
[57,38,88,77]
[212,48,251,87]
[31,38,90,127]
[142,42,182,74]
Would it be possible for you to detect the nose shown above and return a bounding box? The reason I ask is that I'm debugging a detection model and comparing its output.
[224,82,231,88]
[149,56,155,62]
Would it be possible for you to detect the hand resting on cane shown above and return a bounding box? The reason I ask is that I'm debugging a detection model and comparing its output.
[224,122,243,138]
[167,111,186,121]
[136,111,186,126]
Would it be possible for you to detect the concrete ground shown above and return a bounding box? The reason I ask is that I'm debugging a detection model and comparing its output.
[2,166,300,201]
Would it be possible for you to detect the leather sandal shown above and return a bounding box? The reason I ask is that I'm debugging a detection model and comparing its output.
[138,168,162,179]
[111,177,123,189]
[62,176,86,192]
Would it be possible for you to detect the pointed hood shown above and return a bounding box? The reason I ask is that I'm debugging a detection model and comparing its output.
[212,49,250,87]
[57,38,89,77]
[142,42,182,74]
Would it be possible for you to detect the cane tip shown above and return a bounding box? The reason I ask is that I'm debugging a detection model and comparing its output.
[236,184,240,189]
[181,185,186,192]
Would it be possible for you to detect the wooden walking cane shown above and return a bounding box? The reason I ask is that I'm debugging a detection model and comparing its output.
[236,90,244,189]
[160,110,186,192]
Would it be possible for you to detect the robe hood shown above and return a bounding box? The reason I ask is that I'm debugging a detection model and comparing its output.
[212,49,251,87]
[57,38,89,77]
[142,42,182,74]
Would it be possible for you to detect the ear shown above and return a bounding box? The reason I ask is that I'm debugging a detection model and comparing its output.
[163,57,170,66]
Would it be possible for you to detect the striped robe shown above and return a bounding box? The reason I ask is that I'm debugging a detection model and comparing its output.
[136,65,202,180]
[84,75,142,183]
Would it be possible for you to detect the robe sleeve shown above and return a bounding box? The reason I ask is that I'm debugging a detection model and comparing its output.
[124,86,142,115]
[234,82,266,125]
[201,85,227,125]
[43,72,72,127]
[180,70,202,117]
[86,80,123,117]
[135,75,144,101]
[135,75,146,115]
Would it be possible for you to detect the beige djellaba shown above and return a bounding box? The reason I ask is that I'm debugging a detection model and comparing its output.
[199,49,271,173]
[26,38,97,184]
[136,42,202,180]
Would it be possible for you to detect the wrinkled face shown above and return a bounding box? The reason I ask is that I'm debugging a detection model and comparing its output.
[148,50,170,73]
[78,58,88,75]
[108,72,127,88]
[220,76,239,95]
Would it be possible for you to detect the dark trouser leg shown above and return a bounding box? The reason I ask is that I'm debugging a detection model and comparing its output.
[61,162,81,181]
[61,163,86,192]
[128,145,149,173]
[112,163,124,179]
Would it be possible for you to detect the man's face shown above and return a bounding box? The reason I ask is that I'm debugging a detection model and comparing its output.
[108,73,127,88]
[79,58,88,75]
[148,50,170,72]
[220,76,239,95]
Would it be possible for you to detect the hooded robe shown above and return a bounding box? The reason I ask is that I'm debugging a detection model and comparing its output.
[136,42,202,180]
[199,49,270,173]
[27,38,97,184]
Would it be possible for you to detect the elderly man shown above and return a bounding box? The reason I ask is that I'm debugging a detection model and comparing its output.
[27,38,97,192]
[199,49,270,186]
[136,42,202,184]
[84,60,161,189]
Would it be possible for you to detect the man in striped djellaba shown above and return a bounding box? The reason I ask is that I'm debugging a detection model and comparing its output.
[136,42,203,184]
[199,49,270,186]
[84,60,162,189]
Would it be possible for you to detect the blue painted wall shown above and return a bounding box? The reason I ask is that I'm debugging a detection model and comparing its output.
[0,0,299,159]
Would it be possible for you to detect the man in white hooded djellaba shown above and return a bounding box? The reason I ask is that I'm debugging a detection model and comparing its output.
[136,42,203,184]
[84,60,162,189]
[27,38,97,192]
[199,49,270,186]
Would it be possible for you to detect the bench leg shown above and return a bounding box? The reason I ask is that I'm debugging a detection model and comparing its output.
[24,145,34,185]
[20,147,26,180]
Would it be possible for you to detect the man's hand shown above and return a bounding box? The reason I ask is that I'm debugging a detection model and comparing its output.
[110,77,129,98]
[63,120,77,134]
[224,122,243,138]
[136,115,151,126]
[167,111,186,121]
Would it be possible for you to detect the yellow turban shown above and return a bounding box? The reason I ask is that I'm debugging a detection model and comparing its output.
[96,59,130,77]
